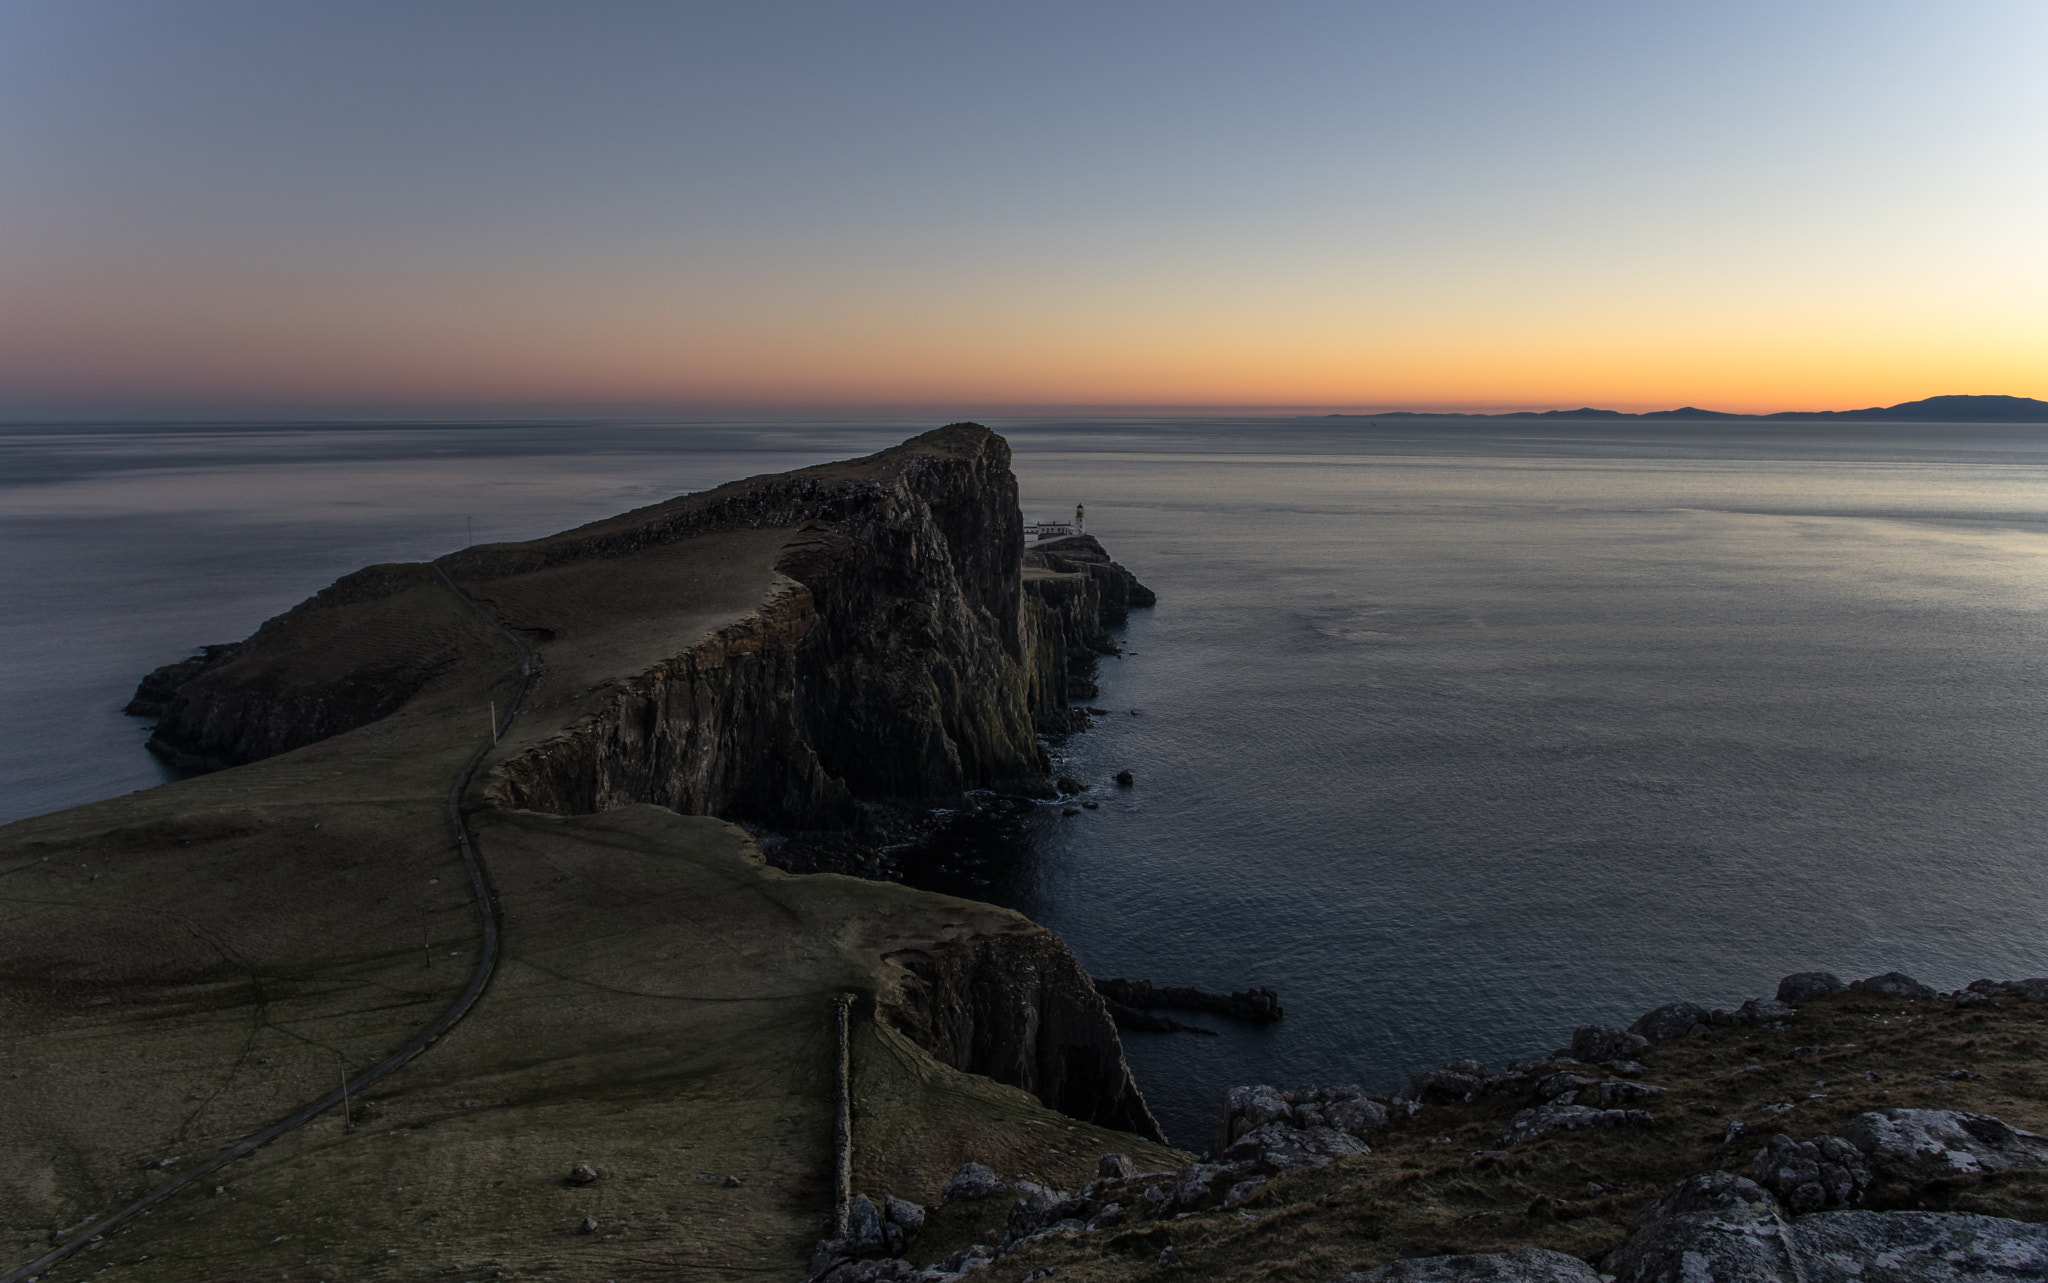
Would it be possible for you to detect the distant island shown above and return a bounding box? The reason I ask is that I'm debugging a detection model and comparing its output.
[1326,393,2048,423]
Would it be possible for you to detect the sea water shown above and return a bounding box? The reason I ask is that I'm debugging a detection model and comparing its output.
[8,415,2048,1148]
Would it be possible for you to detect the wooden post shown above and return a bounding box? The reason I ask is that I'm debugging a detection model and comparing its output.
[488,700,497,745]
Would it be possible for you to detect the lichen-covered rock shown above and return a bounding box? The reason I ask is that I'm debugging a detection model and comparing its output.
[1777,971,1845,1003]
[1409,1060,1492,1103]
[1850,972,1936,1000]
[847,1195,889,1258]
[942,1162,1005,1201]
[1601,1171,1800,1282]
[1794,1210,2048,1281]
[883,1196,925,1256]
[1750,1132,1872,1211]
[1535,1072,1597,1101]
[1499,1104,1653,1146]
[1596,1079,1666,1107]
[1214,1083,1387,1157]
[1331,1249,1602,1282]
[1833,1108,2048,1179]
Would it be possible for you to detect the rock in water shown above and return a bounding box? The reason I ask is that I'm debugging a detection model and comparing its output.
[1114,769,1134,786]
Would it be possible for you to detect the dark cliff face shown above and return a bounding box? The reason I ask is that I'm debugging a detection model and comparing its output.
[1021,534,1155,722]
[487,424,1051,822]
[881,925,1164,1141]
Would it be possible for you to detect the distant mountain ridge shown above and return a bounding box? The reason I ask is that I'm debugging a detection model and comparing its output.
[1329,394,2048,423]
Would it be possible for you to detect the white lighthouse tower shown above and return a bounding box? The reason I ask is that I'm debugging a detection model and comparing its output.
[1075,504,1085,535]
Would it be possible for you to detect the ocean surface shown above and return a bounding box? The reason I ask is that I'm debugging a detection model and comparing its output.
[8,415,2048,1148]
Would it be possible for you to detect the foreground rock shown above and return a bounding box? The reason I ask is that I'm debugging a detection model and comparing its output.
[1604,1170,2048,1282]
[1753,1108,2048,1209]
[1333,1249,1601,1282]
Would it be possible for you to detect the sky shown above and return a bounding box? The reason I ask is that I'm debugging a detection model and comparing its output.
[2,1,2044,417]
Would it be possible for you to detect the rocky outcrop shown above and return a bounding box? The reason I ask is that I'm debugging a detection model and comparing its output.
[1020,534,1154,730]
[879,926,1163,1141]
[1752,1109,2048,1211]
[133,563,472,771]
[1602,1169,2048,1282]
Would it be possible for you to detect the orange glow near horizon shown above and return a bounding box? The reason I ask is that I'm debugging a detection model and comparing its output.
[4,6,2044,419]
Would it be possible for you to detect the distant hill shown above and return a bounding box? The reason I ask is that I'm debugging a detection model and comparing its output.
[1331,394,2048,423]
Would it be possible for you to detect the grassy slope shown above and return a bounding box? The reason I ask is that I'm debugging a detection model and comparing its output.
[0,506,1181,1283]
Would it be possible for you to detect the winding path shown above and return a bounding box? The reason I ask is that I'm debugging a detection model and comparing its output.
[3,564,534,1283]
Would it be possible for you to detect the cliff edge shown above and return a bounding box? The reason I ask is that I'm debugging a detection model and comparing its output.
[2,426,1169,1282]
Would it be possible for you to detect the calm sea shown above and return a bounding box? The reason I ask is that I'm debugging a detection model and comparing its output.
[9,415,2048,1148]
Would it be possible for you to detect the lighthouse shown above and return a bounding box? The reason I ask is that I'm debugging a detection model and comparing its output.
[1075,504,1085,535]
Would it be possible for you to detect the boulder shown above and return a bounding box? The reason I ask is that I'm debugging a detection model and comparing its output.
[1596,1080,1666,1107]
[1750,1132,1873,1211]
[1098,1153,1134,1179]
[847,1195,889,1258]
[1570,1025,1649,1063]
[1114,770,1134,786]
[1601,1172,1800,1282]
[1535,1072,1597,1101]
[1833,1109,2048,1179]
[1792,1210,2048,1281]
[942,1162,1005,1202]
[1409,1060,1491,1104]
[1776,971,1845,1004]
[1330,1248,1601,1282]
[1005,1186,1087,1243]
[1850,972,1936,1000]
[1499,1104,1653,1147]
[566,1162,600,1186]
[1627,1002,1710,1044]
[882,1196,925,1256]
[1737,997,1796,1024]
